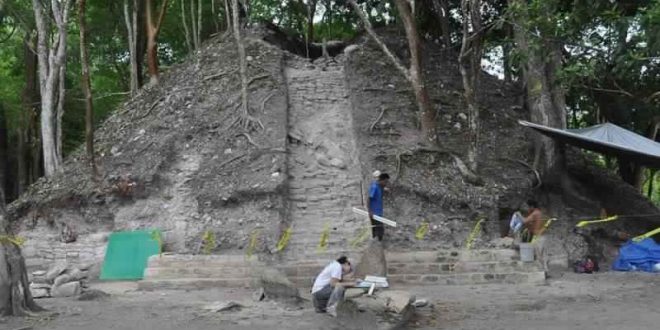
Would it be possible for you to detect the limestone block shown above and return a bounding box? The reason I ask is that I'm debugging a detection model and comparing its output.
[53,274,72,287]
[51,281,82,298]
[46,263,67,283]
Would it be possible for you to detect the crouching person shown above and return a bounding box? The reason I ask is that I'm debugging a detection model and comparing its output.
[312,256,356,316]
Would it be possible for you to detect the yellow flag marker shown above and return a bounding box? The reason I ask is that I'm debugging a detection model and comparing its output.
[150,231,163,257]
[276,227,292,252]
[0,235,26,247]
[465,218,485,250]
[416,222,429,240]
[247,229,260,258]
[576,215,619,228]
[318,224,330,253]
[350,225,371,248]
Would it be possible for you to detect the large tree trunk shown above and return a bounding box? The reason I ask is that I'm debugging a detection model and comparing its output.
[189,0,199,50]
[181,0,194,52]
[196,0,202,49]
[349,0,438,143]
[19,32,39,195]
[146,0,170,85]
[394,0,437,143]
[0,105,7,200]
[306,0,318,58]
[459,0,484,173]
[32,0,72,177]
[0,189,41,315]
[125,0,140,95]
[224,0,231,31]
[431,0,452,48]
[510,0,566,178]
[79,0,95,170]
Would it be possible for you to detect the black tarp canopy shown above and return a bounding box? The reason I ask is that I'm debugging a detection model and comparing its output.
[519,120,660,168]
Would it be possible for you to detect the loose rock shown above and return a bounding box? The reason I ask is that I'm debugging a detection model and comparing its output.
[51,281,82,298]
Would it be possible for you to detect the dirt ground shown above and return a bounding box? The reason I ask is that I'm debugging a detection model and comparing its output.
[3,271,658,330]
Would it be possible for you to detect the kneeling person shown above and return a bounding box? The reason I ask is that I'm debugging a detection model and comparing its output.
[312,256,356,315]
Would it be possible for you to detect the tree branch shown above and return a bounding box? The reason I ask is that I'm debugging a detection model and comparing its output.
[347,0,410,81]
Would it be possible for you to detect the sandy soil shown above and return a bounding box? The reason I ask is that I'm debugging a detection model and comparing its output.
[3,271,658,330]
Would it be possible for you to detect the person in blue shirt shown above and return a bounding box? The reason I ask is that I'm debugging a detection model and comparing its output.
[368,172,389,241]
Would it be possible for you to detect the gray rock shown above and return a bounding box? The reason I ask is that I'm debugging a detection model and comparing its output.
[51,281,82,298]
[78,289,110,301]
[46,263,67,283]
[29,282,51,290]
[252,268,300,304]
[329,158,347,169]
[354,240,387,278]
[203,301,243,312]
[413,299,428,308]
[53,274,72,287]
[379,290,415,314]
[30,288,50,299]
[67,268,88,281]
[32,270,47,277]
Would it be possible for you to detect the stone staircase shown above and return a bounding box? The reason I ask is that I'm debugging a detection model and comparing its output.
[138,254,265,290]
[139,248,545,290]
[281,56,366,262]
[386,249,546,286]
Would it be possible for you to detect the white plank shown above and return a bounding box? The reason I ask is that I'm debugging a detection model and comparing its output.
[352,207,397,227]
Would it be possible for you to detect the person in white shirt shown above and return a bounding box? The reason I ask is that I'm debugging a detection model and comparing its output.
[312,256,356,315]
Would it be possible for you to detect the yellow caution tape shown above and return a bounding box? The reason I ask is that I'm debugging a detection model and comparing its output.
[633,227,660,242]
[350,225,371,248]
[246,229,260,258]
[150,231,163,257]
[416,221,429,240]
[202,230,216,255]
[576,215,619,228]
[318,224,330,253]
[0,235,26,247]
[465,218,485,250]
[275,227,292,252]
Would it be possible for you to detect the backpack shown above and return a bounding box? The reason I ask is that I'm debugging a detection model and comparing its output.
[574,256,599,274]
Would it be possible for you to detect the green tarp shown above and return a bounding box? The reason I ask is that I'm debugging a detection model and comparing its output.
[100,230,161,280]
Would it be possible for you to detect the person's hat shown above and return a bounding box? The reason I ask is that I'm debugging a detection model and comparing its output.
[372,170,381,178]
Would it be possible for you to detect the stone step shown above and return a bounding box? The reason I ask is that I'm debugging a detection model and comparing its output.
[146,254,262,269]
[386,249,519,264]
[138,278,251,291]
[388,271,546,286]
[387,260,541,275]
[144,266,265,279]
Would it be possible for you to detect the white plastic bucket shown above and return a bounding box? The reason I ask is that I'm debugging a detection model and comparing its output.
[520,243,534,262]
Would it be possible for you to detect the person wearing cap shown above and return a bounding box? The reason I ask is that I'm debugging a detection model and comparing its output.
[368,172,390,241]
[311,256,356,316]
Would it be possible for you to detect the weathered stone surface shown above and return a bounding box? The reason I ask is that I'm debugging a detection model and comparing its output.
[53,274,72,287]
[51,281,82,298]
[29,282,51,290]
[46,263,67,282]
[32,270,47,277]
[339,290,416,330]
[202,301,243,312]
[354,240,386,278]
[78,289,110,301]
[30,288,50,299]
[252,268,300,303]
[67,268,87,281]
[379,290,415,314]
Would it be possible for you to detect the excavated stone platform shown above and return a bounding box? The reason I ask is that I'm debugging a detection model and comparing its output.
[139,248,546,290]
